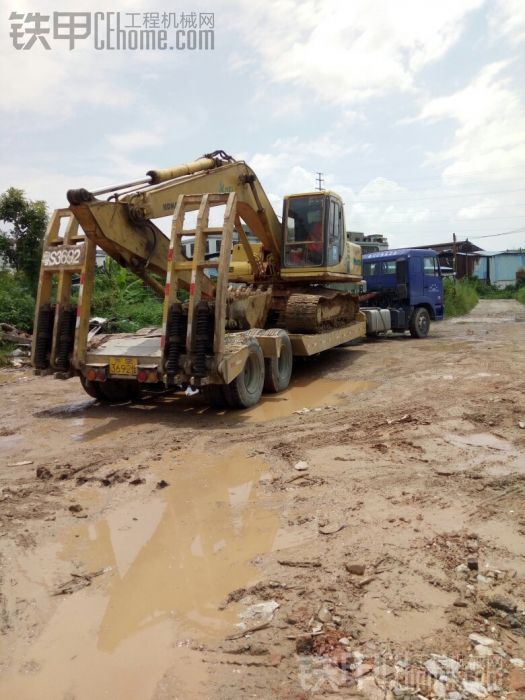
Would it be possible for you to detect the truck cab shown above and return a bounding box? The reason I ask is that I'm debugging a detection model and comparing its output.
[361,248,444,338]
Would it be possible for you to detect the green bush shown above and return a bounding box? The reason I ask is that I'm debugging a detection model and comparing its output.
[91,259,163,332]
[444,278,478,318]
[471,277,525,305]
[0,259,165,337]
[0,340,17,366]
[471,278,516,299]
[0,271,36,331]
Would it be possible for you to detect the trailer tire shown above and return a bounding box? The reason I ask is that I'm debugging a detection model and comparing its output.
[263,330,293,393]
[79,376,107,401]
[99,380,141,402]
[409,307,430,338]
[224,339,264,409]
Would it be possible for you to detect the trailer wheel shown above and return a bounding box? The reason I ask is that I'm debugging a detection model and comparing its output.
[99,380,141,402]
[263,329,293,393]
[224,339,264,408]
[79,375,106,400]
[409,307,430,338]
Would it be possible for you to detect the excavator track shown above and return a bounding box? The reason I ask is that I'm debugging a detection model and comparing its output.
[280,289,359,334]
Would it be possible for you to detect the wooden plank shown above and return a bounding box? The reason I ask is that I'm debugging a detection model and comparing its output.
[235,215,259,276]
[161,194,186,345]
[32,211,56,358]
[63,214,79,245]
[72,237,96,369]
[31,210,71,368]
[185,194,210,354]
[214,192,236,358]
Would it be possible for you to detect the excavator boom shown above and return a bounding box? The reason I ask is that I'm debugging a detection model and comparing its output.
[66,153,282,295]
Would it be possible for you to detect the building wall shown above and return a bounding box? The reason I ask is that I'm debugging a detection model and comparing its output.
[473,252,525,287]
[348,231,388,253]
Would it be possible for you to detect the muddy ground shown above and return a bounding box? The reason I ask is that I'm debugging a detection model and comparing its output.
[0,299,524,699]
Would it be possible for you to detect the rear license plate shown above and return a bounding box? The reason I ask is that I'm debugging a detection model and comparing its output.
[109,357,137,376]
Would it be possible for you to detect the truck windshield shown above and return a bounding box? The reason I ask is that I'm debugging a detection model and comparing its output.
[284,196,324,267]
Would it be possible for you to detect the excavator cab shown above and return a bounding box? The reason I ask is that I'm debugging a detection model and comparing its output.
[282,192,345,270]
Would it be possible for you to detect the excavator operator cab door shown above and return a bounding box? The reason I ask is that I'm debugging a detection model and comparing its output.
[282,193,344,269]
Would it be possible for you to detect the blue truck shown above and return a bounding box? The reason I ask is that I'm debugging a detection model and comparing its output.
[361,248,444,338]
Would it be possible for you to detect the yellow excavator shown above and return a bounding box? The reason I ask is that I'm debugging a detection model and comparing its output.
[32,150,366,408]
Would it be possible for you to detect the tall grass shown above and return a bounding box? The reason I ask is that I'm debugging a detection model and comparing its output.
[471,277,525,305]
[444,278,479,318]
[91,259,163,332]
[0,340,17,366]
[444,276,525,318]
[0,271,36,331]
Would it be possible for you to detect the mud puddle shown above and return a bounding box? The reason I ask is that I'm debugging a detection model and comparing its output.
[0,446,286,699]
[46,377,381,444]
[244,377,380,422]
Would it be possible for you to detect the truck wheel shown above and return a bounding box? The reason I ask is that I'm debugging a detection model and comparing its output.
[263,330,293,393]
[99,380,141,402]
[409,307,430,338]
[224,339,264,408]
[79,375,106,400]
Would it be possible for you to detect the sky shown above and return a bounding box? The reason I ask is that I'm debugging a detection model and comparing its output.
[1,0,525,250]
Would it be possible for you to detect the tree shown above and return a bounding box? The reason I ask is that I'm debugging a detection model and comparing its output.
[0,187,48,289]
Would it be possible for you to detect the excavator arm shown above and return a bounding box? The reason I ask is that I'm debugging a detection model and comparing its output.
[66,152,282,296]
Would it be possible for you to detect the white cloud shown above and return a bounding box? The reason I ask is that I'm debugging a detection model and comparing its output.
[458,199,499,219]
[226,0,484,105]
[247,132,356,183]
[419,61,525,185]
[1,0,524,252]
[0,0,158,116]
[108,130,164,152]
[0,165,108,210]
[490,0,525,45]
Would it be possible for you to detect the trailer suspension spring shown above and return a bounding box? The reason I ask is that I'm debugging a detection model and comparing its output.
[55,307,77,370]
[34,304,55,369]
[193,301,213,378]
[165,303,186,375]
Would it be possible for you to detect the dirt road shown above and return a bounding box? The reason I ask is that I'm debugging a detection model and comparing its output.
[1,299,524,699]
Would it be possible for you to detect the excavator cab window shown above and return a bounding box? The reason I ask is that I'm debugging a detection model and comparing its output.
[283,195,326,267]
[283,195,345,269]
[327,198,344,265]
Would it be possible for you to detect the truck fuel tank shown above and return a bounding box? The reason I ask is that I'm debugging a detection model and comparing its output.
[363,308,391,334]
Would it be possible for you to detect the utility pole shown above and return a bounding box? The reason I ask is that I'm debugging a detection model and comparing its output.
[452,232,457,279]
[315,172,324,191]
